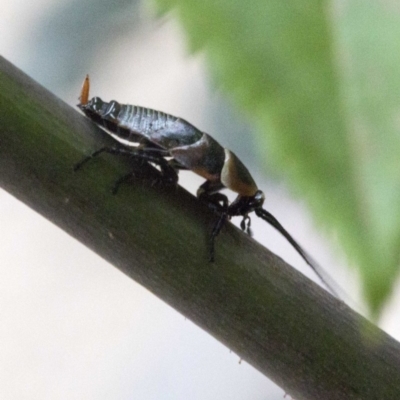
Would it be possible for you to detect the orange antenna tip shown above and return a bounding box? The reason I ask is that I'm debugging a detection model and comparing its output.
[79,74,90,106]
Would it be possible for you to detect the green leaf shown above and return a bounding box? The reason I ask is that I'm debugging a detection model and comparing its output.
[153,0,400,315]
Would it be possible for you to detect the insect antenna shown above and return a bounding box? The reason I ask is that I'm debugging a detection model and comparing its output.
[255,208,341,298]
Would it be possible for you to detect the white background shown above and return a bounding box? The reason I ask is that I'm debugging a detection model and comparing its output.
[1,1,399,399]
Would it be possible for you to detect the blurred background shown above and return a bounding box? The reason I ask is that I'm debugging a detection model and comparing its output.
[1,0,400,399]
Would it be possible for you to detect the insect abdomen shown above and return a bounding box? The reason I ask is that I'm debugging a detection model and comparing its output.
[116,104,203,149]
[82,97,203,149]
[117,105,174,134]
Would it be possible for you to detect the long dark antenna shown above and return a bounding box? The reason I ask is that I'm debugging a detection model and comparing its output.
[255,208,340,298]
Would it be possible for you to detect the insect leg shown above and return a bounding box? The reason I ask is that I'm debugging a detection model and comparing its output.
[136,146,170,157]
[112,171,138,195]
[197,180,228,212]
[136,147,188,180]
[105,146,179,185]
[74,145,178,194]
[137,145,188,176]
[74,147,111,171]
[196,180,229,262]
[168,158,189,171]
[74,146,149,172]
[135,151,178,185]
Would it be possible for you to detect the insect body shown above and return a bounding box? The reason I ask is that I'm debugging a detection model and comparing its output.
[77,76,339,297]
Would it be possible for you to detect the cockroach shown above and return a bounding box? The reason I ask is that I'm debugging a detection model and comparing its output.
[76,76,339,297]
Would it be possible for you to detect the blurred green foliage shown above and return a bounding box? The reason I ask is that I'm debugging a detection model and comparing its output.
[154,0,400,316]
